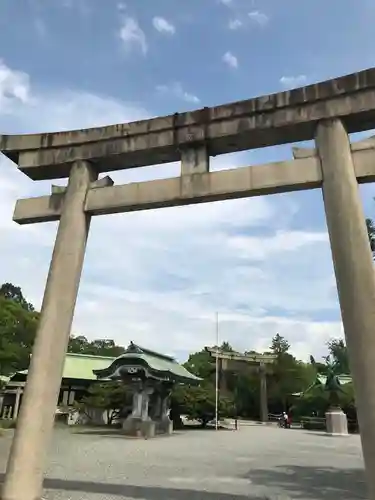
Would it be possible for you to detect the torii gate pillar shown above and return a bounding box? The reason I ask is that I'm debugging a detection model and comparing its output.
[316,119,375,498]
[1,160,97,500]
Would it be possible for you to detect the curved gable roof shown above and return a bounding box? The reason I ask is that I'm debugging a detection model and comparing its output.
[94,343,201,383]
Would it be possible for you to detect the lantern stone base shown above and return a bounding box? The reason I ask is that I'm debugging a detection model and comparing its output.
[122,417,156,438]
[325,408,348,436]
[157,417,173,435]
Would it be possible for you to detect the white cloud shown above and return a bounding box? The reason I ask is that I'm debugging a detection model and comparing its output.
[152,16,175,35]
[0,60,344,364]
[119,17,147,55]
[0,60,30,106]
[248,10,269,27]
[228,19,242,30]
[228,230,328,260]
[222,51,238,69]
[156,82,200,104]
[280,75,308,89]
[220,0,233,5]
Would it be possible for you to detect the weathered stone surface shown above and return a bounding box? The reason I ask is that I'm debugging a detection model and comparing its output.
[2,68,375,179]
[1,161,97,500]
[326,410,349,436]
[12,146,375,224]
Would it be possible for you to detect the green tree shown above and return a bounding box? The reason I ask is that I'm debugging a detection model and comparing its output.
[183,342,235,382]
[366,218,375,256]
[68,336,125,357]
[0,283,35,312]
[220,341,234,352]
[75,381,131,425]
[68,335,91,353]
[270,333,290,355]
[172,384,234,428]
[88,339,125,357]
[0,287,39,375]
[183,349,215,381]
[231,370,261,419]
[268,334,314,412]
[326,338,350,374]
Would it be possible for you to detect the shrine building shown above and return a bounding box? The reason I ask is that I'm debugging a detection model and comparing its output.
[0,342,201,437]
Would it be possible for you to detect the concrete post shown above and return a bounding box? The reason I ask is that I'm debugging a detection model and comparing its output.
[181,146,209,175]
[160,393,173,435]
[259,363,268,423]
[1,160,97,500]
[68,390,75,406]
[131,391,142,418]
[154,395,162,419]
[160,395,170,419]
[316,119,375,499]
[141,390,151,421]
[13,388,22,420]
[219,362,228,394]
[61,390,69,406]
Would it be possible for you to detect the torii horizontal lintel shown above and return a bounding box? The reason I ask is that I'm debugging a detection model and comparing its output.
[292,134,375,159]
[2,68,375,180]
[13,146,375,225]
[205,347,277,365]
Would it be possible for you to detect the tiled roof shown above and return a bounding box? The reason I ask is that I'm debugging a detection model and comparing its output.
[94,343,201,383]
[15,353,116,381]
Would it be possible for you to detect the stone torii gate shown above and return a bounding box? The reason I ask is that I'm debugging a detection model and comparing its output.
[2,68,375,499]
[205,347,276,423]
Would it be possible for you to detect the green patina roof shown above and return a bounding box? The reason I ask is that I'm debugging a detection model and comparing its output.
[9,345,201,384]
[61,353,116,380]
[94,342,201,383]
[315,374,352,386]
[13,353,116,382]
[292,374,352,397]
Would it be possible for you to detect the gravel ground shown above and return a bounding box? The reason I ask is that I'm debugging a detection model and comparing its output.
[0,424,368,499]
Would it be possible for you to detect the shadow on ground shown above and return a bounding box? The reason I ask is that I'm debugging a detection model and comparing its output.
[246,465,367,499]
[70,426,232,438]
[70,429,182,439]
[301,431,357,439]
[0,475,260,499]
[71,428,132,436]
[0,466,367,499]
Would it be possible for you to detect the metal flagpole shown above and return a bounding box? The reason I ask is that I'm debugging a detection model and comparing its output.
[215,311,219,431]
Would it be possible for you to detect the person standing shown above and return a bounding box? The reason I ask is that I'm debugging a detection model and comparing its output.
[283,411,290,429]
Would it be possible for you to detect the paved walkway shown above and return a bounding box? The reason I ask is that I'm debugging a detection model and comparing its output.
[0,425,368,499]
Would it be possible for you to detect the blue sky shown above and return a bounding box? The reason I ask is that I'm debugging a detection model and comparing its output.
[0,0,374,362]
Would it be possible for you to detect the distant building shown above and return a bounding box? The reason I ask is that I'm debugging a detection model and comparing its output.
[93,342,201,437]
[1,343,200,437]
[1,353,116,420]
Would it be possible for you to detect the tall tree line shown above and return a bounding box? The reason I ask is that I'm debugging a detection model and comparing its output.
[0,281,356,422]
[0,283,126,377]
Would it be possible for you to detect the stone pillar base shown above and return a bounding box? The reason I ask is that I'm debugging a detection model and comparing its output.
[158,417,173,435]
[325,409,348,436]
[122,417,156,438]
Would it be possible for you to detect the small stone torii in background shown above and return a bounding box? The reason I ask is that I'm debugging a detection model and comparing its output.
[205,347,276,423]
[2,68,375,499]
